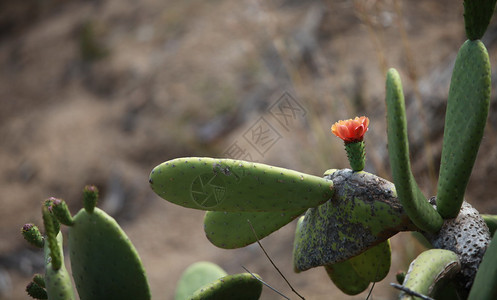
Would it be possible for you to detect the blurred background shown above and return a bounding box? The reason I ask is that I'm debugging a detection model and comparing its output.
[1,0,496,299]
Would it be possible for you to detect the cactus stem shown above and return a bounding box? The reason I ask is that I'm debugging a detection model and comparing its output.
[42,205,62,271]
[83,185,99,213]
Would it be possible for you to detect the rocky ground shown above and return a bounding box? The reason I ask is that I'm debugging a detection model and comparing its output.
[1,0,496,299]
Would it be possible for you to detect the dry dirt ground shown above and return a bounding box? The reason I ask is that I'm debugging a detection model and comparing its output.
[1,0,496,299]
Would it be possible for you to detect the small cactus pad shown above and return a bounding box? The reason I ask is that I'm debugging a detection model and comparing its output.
[68,207,151,300]
[293,169,417,271]
[149,157,334,212]
[204,209,305,249]
[21,224,44,248]
[400,249,460,299]
[463,0,497,40]
[175,261,227,300]
[437,40,491,219]
[468,231,497,300]
[190,273,263,300]
[26,281,47,300]
[44,232,75,300]
[324,260,370,295]
[348,240,391,283]
[50,198,74,226]
[83,185,99,213]
[385,68,443,233]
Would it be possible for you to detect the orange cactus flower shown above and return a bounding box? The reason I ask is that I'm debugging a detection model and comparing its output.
[331,116,369,144]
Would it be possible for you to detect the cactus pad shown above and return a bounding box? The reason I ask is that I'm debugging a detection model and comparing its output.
[400,249,460,299]
[190,273,263,300]
[324,260,370,295]
[44,232,75,300]
[385,68,443,233]
[68,207,151,300]
[204,209,305,249]
[348,240,391,282]
[436,40,491,219]
[293,169,417,271]
[149,157,334,212]
[175,261,227,300]
[463,0,497,40]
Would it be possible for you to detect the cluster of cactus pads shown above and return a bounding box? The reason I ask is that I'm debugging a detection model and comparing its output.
[22,187,260,300]
[148,1,497,299]
[19,1,497,299]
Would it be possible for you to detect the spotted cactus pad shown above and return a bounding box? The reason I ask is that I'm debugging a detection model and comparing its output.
[293,169,417,271]
[150,157,334,212]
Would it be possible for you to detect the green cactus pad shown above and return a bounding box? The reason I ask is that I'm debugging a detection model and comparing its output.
[21,224,44,248]
[437,40,491,219]
[42,205,61,271]
[293,169,417,271]
[175,261,227,300]
[482,214,497,236]
[349,240,391,282]
[190,273,263,300]
[26,281,48,300]
[68,207,151,300]
[44,232,75,300]
[463,0,497,40]
[385,68,443,233]
[149,157,334,212]
[204,209,305,249]
[50,198,74,226]
[468,231,497,300]
[324,260,370,295]
[400,249,460,299]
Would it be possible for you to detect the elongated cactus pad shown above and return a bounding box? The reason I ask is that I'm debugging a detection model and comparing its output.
[44,232,75,300]
[175,262,227,300]
[68,207,151,300]
[293,169,417,271]
[385,68,443,233]
[324,260,370,295]
[400,249,460,299]
[436,40,491,219]
[468,231,497,300]
[149,157,333,212]
[463,0,497,40]
[190,273,263,300]
[204,209,305,249]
